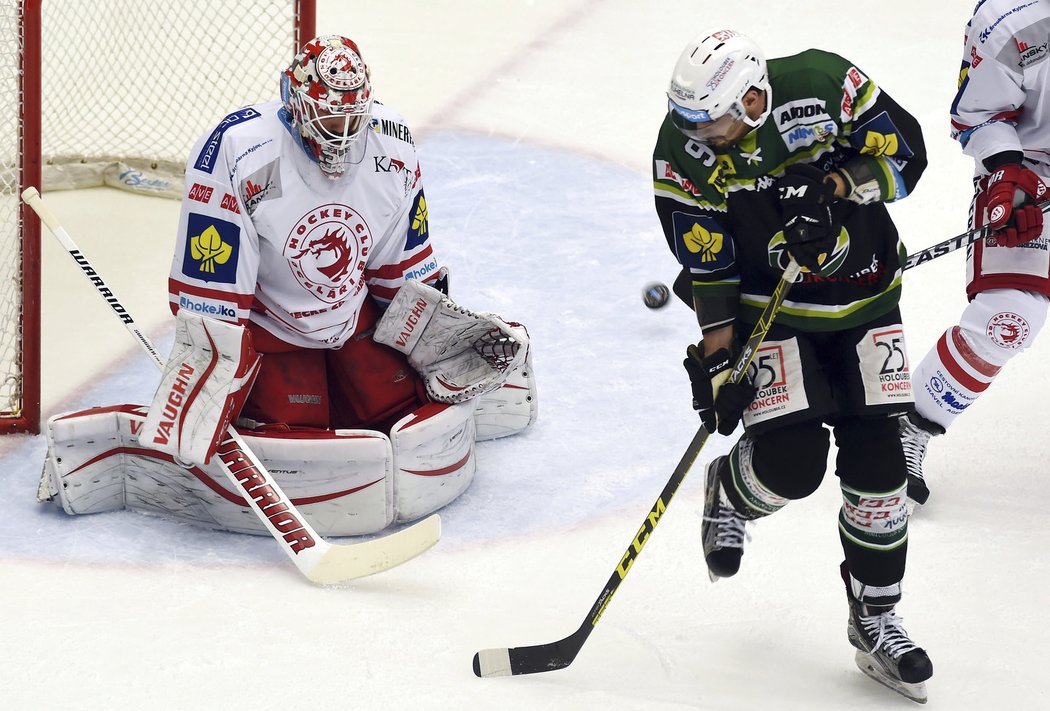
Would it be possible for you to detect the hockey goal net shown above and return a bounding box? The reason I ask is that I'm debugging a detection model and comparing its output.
[1,0,314,433]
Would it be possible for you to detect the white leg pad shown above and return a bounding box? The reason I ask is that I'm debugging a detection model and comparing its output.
[473,345,538,441]
[41,405,399,536]
[391,400,477,522]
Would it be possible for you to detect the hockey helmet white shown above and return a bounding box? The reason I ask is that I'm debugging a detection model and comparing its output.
[281,35,374,178]
[666,29,772,143]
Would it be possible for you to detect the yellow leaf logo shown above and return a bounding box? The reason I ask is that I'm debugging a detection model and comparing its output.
[190,225,233,273]
[683,223,723,262]
[861,131,898,157]
[412,195,429,235]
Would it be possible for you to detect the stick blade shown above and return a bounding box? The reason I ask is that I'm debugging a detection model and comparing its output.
[473,638,578,677]
[306,514,441,584]
[473,648,513,677]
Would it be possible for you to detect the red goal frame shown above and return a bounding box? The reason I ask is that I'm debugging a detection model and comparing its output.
[10,0,315,434]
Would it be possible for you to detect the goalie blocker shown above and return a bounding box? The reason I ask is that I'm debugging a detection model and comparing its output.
[39,286,537,534]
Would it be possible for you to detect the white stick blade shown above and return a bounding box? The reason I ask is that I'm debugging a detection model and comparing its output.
[306,514,441,584]
[473,647,513,677]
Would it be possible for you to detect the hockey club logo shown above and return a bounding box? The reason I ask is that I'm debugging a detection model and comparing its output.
[285,204,371,303]
[316,44,367,91]
[183,213,240,283]
[768,227,850,276]
[240,159,283,215]
[987,311,1031,349]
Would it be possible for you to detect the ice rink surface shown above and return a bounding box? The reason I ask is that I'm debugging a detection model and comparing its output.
[3,1,1048,708]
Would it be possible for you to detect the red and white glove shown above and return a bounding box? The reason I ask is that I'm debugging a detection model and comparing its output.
[981,163,1047,247]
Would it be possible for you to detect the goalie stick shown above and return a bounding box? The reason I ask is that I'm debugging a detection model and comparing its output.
[472,260,802,678]
[904,198,1050,270]
[22,187,440,584]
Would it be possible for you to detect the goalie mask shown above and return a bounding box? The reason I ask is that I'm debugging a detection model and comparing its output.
[666,29,772,145]
[282,35,374,178]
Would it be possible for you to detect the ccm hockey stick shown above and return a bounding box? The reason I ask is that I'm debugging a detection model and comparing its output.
[22,187,440,584]
[904,198,1050,270]
[473,260,803,677]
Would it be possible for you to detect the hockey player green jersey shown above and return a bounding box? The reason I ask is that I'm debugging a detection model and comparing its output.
[653,49,927,333]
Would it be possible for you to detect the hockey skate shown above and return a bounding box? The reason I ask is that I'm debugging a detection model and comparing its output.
[847,596,933,704]
[701,456,748,582]
[898,413,941,507]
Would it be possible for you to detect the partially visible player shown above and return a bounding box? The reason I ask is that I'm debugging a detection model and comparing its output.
[900,0,1050,505]
[654,28,932,701]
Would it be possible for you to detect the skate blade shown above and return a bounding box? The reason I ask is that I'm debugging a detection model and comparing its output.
[708,570,720,583]
[854,651,928,704]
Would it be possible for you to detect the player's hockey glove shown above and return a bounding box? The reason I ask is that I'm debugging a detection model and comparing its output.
[980,154,1046,247]
[684,343,757,436]
[777,163,841,272]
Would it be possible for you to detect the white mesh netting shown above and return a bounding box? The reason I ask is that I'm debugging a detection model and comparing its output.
[0,0,305,428]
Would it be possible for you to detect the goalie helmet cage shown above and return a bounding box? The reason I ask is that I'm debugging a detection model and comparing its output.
[2,0,315,434]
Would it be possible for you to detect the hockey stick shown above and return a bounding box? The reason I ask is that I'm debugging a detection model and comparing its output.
[473,259,803,678]
[903,199,1050,270]
[22,187,440,584]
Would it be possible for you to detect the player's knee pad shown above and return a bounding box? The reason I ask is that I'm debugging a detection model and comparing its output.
[834,416,905,491]
[748,419,831,500]
[960,288,1049,366]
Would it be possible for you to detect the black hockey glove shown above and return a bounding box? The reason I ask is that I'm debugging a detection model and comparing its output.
[684,343,757,436]
[777,164,841,272]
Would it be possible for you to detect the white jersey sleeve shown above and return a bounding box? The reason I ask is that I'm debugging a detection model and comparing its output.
[951,0,1050,174]
[168,107,264,325]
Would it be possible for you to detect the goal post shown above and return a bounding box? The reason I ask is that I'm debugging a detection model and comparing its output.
[3,0,314,434]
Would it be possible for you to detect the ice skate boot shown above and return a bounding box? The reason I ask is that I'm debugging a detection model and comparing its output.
[898,412,942,507]
[847,595,933,704]
[701,456,748,582]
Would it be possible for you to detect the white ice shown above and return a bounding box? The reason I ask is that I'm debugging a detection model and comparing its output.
[2,1,1047,709]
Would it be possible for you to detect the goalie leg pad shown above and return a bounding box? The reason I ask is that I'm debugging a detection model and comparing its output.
[43,405,398,536]
[474,343,538,441]
[391,400,477,522]
[141,311,262,465]
[374,279,530,403]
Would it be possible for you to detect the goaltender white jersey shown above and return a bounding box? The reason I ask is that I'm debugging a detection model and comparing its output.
[168,99,442,348]
[952,0,1050,176]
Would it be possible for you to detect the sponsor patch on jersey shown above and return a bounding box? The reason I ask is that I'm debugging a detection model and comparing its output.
[177,293,238,322]
[193,108,262,174]
[857,326,913,406]
[240,159,282,215]
[773,98,831,131]
[405,190,430,250]
[285,204,372,304]
[187,183,214,204]
[182,213,240,284]
[780,119,837,151]
[672,213,734,271]
[851,111,914,159]
[375,118,415,146]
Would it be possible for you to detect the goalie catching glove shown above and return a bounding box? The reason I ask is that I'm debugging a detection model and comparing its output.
[374,279,529,404]
[140,311,261,465]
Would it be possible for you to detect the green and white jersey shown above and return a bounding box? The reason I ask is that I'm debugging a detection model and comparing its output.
[653,49,927,333]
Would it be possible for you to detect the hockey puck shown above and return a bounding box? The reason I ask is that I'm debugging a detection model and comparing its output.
[642,282,670,309]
